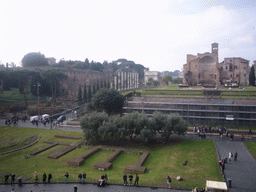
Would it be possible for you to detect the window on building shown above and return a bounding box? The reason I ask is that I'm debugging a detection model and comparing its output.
[236,74,239,77]
[244,67,246,70]
[244,74,246,76]
[230,74,232,77]
[226,66,228,69]
[234,66,237,69]
[195,65,197,68]
[230,65,233,70]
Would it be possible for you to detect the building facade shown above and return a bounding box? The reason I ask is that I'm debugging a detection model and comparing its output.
[218,57,250,85]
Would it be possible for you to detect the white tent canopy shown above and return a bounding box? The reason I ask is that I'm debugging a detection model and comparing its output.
[205,180,228,191]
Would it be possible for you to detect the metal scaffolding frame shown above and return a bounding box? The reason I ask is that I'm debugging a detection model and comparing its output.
[123,101,256,127]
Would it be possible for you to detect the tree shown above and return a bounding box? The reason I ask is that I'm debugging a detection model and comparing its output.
[122,111,148,141]
[93,84,97,95]
[140,128,154,143]
[161,113,187,140]
[41,70,67,107]
[96,81,99,92]
[98,116,125,143]
[22,52,48,67]
[78,86,82,105]
[161,75,172,85]
[83,84,87,103]
[107,80,110,89]
[173,78,183,84]
[88,84,92,102]
[150,111,167,133]
[80,112,108,142]
[249,65,255,86]
[91,88,124,115]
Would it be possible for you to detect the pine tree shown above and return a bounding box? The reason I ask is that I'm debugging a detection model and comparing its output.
[249,65,255,86]
[83,84,87,103]
[88,84,92,102]
[104,80,107,88]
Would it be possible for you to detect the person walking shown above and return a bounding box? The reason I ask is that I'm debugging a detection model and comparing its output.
[78,173,82,183]
[82,172,86,184]
[42,173,47,183]
[74,185,78,192]
[48,173,52,183]
[234,151,238,161]
[129,174,133,186]
[11,173,15,185]
[228,152,233,162]
[65,172,69,183]
[34,172,38,183]
[4,174,9,184]
[134,174,139,186]
[123,174,128,185]
[167,176,172,188]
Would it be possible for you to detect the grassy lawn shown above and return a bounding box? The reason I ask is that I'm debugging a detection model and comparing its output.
[0,126,222,189]
[244,142,256,159]
[122,85,256,98]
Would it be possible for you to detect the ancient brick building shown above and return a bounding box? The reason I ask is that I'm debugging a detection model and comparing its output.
[218,57,250,85]
[183,43,251,86]
[183,43,220,86]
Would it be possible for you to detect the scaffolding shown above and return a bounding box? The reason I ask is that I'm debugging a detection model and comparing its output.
[123,101,256,127]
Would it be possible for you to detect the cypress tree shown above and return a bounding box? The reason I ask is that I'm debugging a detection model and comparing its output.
[88,84,92,102]
[78,85,82,105]
[83,84,87,103]
[107,80,110,89]
[96,81,99,91]
[249,65,255,86]
[93,84,96,94]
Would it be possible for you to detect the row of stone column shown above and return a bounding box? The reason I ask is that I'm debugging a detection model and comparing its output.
[114,72,139,90]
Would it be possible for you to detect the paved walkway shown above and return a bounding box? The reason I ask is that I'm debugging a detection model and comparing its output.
[215,140,256,192]
[0,183,189,192]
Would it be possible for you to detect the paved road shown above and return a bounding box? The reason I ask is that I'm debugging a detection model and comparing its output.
[215,140,256,192]
[0,183,189,192]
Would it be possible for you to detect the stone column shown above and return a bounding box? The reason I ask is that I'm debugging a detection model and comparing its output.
[128,72,130,90]
[124,72,127,90]
[137,73,139,88]
[118,72,121,90]
[132,72,135,89]
[114,76,117,90]
[120,71,123,90]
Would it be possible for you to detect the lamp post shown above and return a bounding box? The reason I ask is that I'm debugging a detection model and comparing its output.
[37,83,41,116]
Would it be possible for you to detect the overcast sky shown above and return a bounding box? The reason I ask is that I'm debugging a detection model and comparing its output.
[0,0,255,71]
